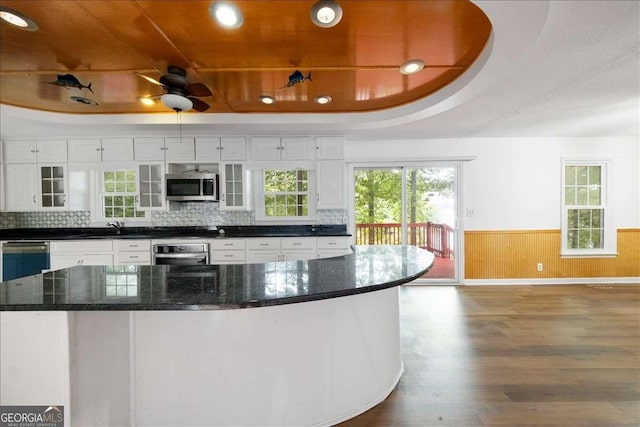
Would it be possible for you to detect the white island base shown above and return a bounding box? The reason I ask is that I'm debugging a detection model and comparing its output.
[1,287,402,426]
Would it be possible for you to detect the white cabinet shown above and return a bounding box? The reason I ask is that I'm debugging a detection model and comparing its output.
[134,137,195,162]
[316,237,351,259]
[247,237,316,262]
[4,140,67,164]
[315,137,344,159]
[165,137,196,162]
[250,137,314,161]
[219,162,248,210]
[210,238,246,264]
[137,164,165,210]
[4,164,38,210]
[317,160,344,209]
[114,240,151,265]
[68,138,134,162]
[196,137,246,161]
[50,240,114,270]
[5,163,67,211]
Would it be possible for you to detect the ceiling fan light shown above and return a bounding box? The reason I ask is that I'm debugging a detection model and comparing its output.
[400,59,425,75]
[260,96,275,105]
[210,1,243,29]
[314,95,333,105]
[0,6,38,31]
[310,0,342,28]
[161,94,193,112]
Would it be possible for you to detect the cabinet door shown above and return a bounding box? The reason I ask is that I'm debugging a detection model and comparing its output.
[102,138,134,162]
[137,164,165,209]
[282,249,316,261]
[5,163,38,210]
[39,164,67,209]
[250,137,281,161]
[317,160,344,209]
[220,137,246,160]
[246,251,281,263]
[315,137,344,159]
[195,137,222,162]
[220,163,246,210]
[165,137,195,162]
[37,140,68,163]
[134,137,165,161]
[4,140,37,163]
[68,139,102,162]
[281,137,314,160]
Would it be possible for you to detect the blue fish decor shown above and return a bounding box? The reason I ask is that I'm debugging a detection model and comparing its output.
[282,70,312,88]
[48,74,93,93]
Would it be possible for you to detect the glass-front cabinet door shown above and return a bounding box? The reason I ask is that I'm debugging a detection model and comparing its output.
[220,162,246,210]
[39,164,67,209]
[137,163,164,209]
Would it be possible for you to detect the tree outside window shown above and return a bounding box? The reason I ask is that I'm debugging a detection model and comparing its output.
[102,170,145,219]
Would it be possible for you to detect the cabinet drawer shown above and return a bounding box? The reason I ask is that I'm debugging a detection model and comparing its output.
[317,237,350,250]
[211,239,246,250]
[247,238,281,250]
[114,240,150,252]
[211,251,246,263]
[117,251,151,264]
[281,237,315,250]
[51,240,113,253]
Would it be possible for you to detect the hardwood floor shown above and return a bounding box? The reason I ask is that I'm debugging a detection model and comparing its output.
[337,284,640,427]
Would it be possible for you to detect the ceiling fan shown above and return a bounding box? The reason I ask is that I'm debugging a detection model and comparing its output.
[138,66,213,112]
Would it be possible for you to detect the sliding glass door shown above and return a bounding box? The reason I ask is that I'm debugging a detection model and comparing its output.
[353,165,458,282]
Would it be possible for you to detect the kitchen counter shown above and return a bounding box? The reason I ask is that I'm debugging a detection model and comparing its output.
[0,245,432,310]
[0,224,349,240]
[1,245,433,427]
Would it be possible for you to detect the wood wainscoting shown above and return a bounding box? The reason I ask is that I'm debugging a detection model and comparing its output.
[464,229,640,280]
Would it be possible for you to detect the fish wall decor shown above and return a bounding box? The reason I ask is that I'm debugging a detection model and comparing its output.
[282,70,312,88]
[47,74,93,93]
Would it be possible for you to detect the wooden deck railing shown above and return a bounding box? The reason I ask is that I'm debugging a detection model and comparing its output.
[355,222,454,258]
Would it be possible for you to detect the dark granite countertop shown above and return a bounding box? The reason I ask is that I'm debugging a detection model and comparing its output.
[0,224,348,240]
[0,245,434,311]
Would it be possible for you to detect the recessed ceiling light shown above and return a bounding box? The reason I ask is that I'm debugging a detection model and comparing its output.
[399,59,425,75]
[310,0,343,28]
[0,6,38,31]
[314,95,333,105]
[260,96,275,105]
[209,1,243,29]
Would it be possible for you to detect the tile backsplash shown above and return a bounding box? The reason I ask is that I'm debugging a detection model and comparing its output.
[0,206,347,229]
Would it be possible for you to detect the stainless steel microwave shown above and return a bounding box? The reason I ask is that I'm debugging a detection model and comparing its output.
[165,173,219,202]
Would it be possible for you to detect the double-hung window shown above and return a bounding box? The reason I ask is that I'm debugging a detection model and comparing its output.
[100,170,146,220]
[256,169,316,221]
[561,159,615,257]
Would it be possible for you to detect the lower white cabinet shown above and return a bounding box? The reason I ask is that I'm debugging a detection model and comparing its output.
[247,237,316,263]
[114,240,151,265]
[50,240,114,270]
[316,236,351,259]
[209,238,246,264]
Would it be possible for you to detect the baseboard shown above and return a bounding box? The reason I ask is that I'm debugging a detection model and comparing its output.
[463,277,640,285]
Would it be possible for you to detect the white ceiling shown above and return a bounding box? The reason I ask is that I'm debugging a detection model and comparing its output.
[1,0,638,140]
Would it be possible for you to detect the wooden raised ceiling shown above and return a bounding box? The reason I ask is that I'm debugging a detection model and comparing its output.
[0,0,492,115]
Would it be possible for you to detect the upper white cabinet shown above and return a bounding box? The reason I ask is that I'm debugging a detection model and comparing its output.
[317,161,345,209]
[195,137,246,161]
[250,137,314,161]
[4,140,67,164]
[134,137,195,162]
[68,138,134,163]
[219,162,248,210]
[315,137,344,159]
[5,164,68,211]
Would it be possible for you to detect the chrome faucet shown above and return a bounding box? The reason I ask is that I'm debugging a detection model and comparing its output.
[107,220,122,234]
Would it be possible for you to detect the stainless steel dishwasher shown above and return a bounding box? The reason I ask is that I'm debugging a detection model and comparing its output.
[1,241,50,281]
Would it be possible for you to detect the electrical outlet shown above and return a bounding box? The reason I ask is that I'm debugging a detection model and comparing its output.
[537,263,543,272]
[465,208,475,217]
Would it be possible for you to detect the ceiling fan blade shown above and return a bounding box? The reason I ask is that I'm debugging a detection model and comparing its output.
[135,72,163,87]
[190,97,210,112]
[186,82,213,97]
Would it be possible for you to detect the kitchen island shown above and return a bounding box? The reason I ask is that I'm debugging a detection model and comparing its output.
[0,245,434,427]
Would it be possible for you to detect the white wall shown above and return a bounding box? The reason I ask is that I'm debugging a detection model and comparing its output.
[345,137,639,230]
